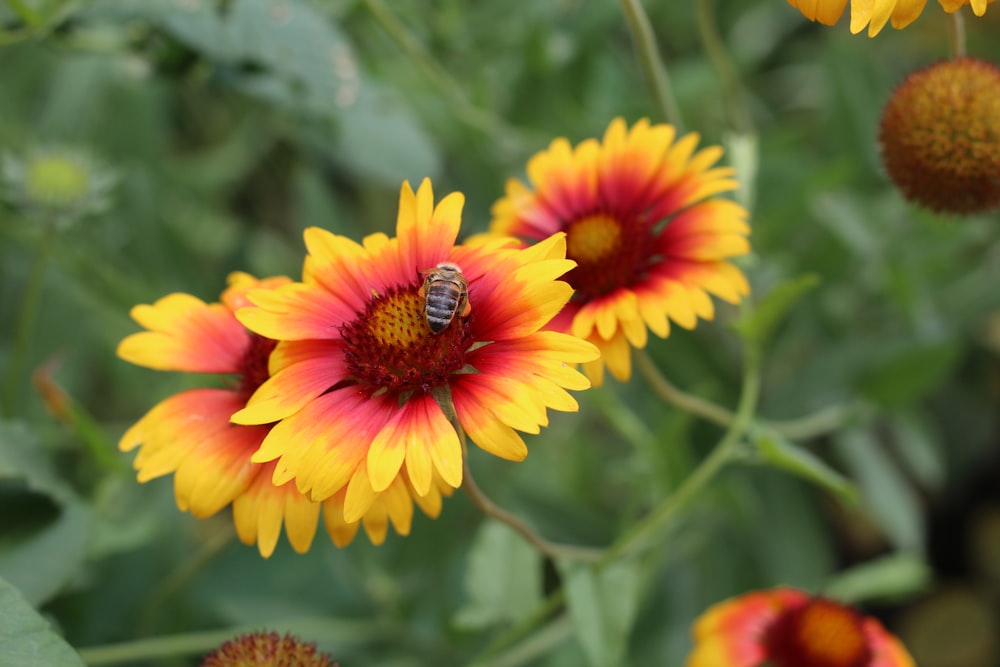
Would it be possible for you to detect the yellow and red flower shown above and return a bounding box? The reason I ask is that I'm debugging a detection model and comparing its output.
[686,587,915,667]
[118,272,450,556]
[788,0,996,37]
[232,179,598,520]
[489,117,750,386]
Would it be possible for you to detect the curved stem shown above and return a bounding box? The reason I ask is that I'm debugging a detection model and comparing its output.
[602,341,761,563]
[2,219,57,417]
[618,0,685,130]
[474,332,764,661]
[636,348,850,441]
[947,8,966,58]
[766,402,856,441]
[461,456,603,564]
[470,592,569,667]
[138,525,236,636]
[635,349,733,428]
[362,0,512,139]
[695,0,753,134]
[78,629,242,666]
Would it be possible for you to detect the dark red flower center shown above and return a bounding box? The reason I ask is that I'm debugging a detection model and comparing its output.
[235,333,278,401]
[201,630,336,667]
[564,212,657,301]
[762,598,872,667]
[339,283,475,397]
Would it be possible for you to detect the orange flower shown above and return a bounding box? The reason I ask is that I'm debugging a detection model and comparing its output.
[490,117,750,386]
[232,179,598,523]
[686,587,915,667]
[788,0,996,37]
[118,272,449,556]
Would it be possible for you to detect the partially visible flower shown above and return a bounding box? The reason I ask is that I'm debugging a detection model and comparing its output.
[489,117,750,386]
[788,0,996,37]
[686,587,915,667]
[118,272,447,556]
[1,146,116,224]
[233,179,598,518]
[879,57,1000,215]
[201,630,337,667]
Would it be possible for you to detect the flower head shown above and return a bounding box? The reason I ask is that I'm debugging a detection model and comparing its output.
[788,0,996,37]
[686,587,915,667]
[118,272,448,556]
[201,630,337,667]
[233,179,598,522]
[879,57,1000,215]
[489,117,750,386]
[1,146,116,224]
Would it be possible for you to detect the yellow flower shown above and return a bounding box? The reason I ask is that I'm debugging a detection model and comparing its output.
[788,0,996,36]
[687,587,915,667]
[490,118,750,386]
[233,179,598,524]
[119,272,451,556]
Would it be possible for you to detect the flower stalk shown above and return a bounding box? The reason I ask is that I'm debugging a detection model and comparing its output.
[457,419,603,564]
[2,218,57,417]
[618,0,684,129]
[947,8,967,58]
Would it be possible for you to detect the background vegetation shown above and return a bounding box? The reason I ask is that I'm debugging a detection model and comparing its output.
[2,1,1000,665]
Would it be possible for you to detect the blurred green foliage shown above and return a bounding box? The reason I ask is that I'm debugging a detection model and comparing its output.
[1,1,1000,665]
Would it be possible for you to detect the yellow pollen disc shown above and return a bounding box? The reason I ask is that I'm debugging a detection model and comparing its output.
[367,291,429,348]
[796,601,867,664]
[567,214,622,264]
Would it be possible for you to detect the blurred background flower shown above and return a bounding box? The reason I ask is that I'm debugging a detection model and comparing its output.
[201,630,337,667]
[878,57,1000,215]
[686,587,915,667]
[1,146,116,226]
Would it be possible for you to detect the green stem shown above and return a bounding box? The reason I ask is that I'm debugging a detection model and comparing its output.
[635,348,850,441]
[138,525,236,636]
[460,440,603,564]
[947,8,966,58]
[2,219,57,417]
[695,0,753,134]
[3,0,39,26]
[618,0,685,129]
[471,589,566,666]
[78,629,242,666]
[635,349,733,428]
[361,0,512,138]
[767,403,857,441]
[473,614,573,667]
[472,334,764,662]
[602,341,761,563]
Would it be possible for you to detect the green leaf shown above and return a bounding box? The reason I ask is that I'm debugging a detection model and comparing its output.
[0,576,85,667]
[321,84,442,187]
[752,427,858,503]
[859,340,960,408]
[733,274,820,345]
[885,412,945,489]
[453,521,543,630]
[0,422,92,605]
[824,553,931,603]
[559,559,641,667]
[88,0,359,119]
[834,428,924,552]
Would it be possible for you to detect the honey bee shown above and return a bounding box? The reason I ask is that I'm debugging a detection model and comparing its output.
[419,262,471,334]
